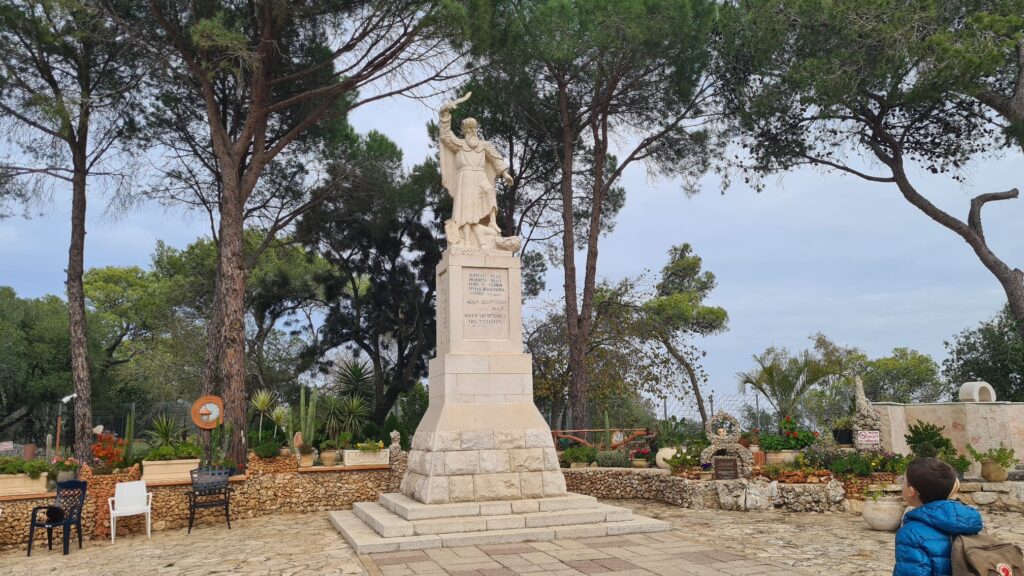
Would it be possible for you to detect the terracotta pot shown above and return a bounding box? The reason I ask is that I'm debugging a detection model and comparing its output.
[981,461,1008,482]
[320,451,338,467]
[862,497,906,531]
[765,450,798,465]
[298,453,315,467]
[752,450,766,467]
[655,447,678,470]
[22,444,36,460]
[631,459,649,469]
[279,447,292,457]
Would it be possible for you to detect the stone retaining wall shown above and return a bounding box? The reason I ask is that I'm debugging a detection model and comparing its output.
[563,468,846,512]
[0,449,407,551]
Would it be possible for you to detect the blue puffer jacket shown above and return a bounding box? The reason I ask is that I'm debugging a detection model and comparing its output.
[893,499,983,576]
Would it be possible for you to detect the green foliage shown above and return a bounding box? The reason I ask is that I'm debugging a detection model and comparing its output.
[320,439,338,451]
[250,389,276,444]
[297,386,318,448]
[560,446,597,465]
[595,451,630,468]
[356,441,384,453]
[654,417,687,448]
[0,458,50,479]
[862,348,946,403]
[967,443,1018,469]
[253,441,281,459]
[797,446,908,477]
[123,409,136,464]
[738,348,838,423]
[830,416,853,431]
[760,417,817,451]
[145,415,185,450]
[940,448,972,474]
[943,306,1024,402]
[905,422,954,459]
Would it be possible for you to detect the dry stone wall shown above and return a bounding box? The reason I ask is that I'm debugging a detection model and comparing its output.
[564,468,846,512]
[0,451,407,551]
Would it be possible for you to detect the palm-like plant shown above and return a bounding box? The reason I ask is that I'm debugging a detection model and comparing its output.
[338,395,370,437]
[250,389,276,443]
[319,395,345,444]
[334,359,375,402]
[737,347,835,426]
[145,415,185,449]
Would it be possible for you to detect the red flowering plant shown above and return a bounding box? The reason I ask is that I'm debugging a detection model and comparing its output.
[630,447,652,461]
[91,433,126,472]
[759,417,818,451]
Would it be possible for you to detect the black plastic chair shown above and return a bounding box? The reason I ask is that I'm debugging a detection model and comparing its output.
[27,480,87,556]
[186,467,232,533]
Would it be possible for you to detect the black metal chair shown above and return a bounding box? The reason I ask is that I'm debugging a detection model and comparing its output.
[186,467,232,533]
[27,480,87,556]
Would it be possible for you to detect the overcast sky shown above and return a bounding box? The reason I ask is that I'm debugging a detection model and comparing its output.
[1,95,1021,411]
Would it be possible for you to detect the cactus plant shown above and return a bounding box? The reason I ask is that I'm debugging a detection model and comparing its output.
[297,386,318,449]
[603,411,611,450]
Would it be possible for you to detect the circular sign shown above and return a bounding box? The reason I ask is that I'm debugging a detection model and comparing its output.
[191,395,224,430]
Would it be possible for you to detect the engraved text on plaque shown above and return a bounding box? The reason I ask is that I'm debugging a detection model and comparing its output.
[462,267,510,340]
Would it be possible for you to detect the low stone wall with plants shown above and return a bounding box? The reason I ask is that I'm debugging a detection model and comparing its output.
[0,447,407,551]
[563,467,847,512]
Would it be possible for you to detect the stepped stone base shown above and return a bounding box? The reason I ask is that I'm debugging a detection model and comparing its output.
[329,493,669,553]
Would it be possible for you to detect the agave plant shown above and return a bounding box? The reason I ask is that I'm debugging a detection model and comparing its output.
[270,406,289,440]
[145,415,184,449]
[250,389,276,443]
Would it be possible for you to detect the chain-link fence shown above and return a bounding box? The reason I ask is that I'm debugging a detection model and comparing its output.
[0,400,199,458]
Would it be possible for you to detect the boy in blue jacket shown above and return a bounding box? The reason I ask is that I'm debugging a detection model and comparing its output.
[893,457,984,576]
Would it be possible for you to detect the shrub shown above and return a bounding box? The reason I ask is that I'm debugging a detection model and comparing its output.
[823,450,909,477]
[320,439,338,451]
[298,442,315,455]
[176,442,203,459]
[253,441,281,459]
[0,458,50,479]
[939,448,971,474]
[356,441,384,452]
[595,450,630,468]
[144,445,178,461]
[905,422,953,458]
[561,445,597,465]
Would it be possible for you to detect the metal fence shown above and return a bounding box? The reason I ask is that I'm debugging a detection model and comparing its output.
[0,400,199,458]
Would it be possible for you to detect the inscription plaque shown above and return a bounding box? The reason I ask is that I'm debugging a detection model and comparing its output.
[713,457,739,480]
[462,267,510,340]
[855,430,881,450]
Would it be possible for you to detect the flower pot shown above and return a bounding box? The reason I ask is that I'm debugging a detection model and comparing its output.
[698,471,714,481]
[279,447,292,457]
[631,459,649,468]
[981,461,1008,482]
[342,449,389,466]
[832,429,854,445]
[655,447,678,470]
[764,450,798,465]
[320,451,338,467]
[862,497,906,531]
[142,459,201,482]
[569,462,591,469]
[0,473,48,496]
[298,453,315,467]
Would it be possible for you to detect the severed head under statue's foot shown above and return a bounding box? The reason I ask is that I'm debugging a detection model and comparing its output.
[444,218,521,253]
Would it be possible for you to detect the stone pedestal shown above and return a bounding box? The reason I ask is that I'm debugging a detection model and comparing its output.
[399,248,566,503]
[331,248,667,552]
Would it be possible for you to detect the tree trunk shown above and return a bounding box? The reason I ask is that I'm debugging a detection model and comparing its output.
[217,179,248,469]
[661,337,708,426]
[68,164,93,463]
[200,269,224,396]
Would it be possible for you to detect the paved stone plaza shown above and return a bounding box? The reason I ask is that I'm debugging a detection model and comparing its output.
[3,500,1024,575]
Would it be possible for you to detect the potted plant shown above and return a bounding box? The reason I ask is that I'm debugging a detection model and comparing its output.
[142,441,202,482]
[654,417,685,470]
[762,417,817,464]
[0,457,50,495]
[967,443,1018,482]
[905,422,954,458]
[297,442,316,467]
[50,455,80,483]
[861,488,906,531]
[830,416,854,445]
[631,447,651,468]
[320,439,339,467]
[697,462,714,480]
[343,440,388,466]
[561,445,597,469]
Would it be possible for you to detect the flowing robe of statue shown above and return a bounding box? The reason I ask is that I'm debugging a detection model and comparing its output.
[437,93,516,249]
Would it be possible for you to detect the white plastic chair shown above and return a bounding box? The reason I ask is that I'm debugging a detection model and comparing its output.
[107,480,152,542]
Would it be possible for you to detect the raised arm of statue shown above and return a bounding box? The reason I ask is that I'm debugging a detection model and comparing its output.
[439,92,472,150]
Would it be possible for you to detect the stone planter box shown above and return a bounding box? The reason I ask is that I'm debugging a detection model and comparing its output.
[764,450,798,465]
[0,472,48,496]
[141,459,200,482]
[342,450,389,466]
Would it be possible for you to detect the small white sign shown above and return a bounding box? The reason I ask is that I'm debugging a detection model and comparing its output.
[0,441,14,452]
[856,430,881,449]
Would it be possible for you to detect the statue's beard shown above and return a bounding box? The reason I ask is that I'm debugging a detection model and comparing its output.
[465,134,479,147]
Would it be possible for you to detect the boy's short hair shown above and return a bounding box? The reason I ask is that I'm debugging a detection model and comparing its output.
[905,457,957,504]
